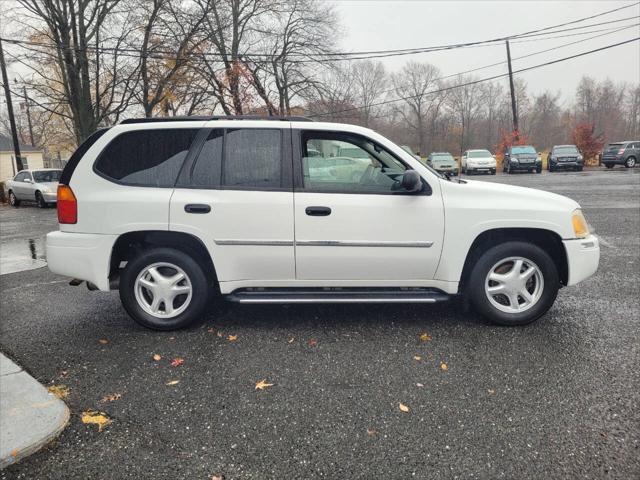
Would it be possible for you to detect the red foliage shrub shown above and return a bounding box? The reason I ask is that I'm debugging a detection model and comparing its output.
[571,122,604,162]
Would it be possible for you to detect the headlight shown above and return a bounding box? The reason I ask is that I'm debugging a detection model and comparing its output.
[577,155,583,161]
[572,209,590,238]
[41,186,50,193]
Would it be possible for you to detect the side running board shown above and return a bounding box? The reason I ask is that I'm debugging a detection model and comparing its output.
[225,288,451,304]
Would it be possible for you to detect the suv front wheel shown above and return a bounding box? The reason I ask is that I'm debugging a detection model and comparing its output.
[625,156,636,168]
[119,247,209,330]
[467,241,559,326]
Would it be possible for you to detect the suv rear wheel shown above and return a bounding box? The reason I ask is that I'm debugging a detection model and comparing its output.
[625,156,636,168]
[119,247,209,330]
[467,241,559,326]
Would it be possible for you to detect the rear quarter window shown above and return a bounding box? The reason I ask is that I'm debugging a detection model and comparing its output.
[94,128,199,187]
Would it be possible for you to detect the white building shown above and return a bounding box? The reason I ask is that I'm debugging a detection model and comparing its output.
[0,134,45,183]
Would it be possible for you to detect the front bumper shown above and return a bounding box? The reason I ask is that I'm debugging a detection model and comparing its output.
[551,161,583,169]
[42,191,57,202]
[46,231,118,291]
[435,166,458,175]
[508,162,539,171]
[563,234,600,286]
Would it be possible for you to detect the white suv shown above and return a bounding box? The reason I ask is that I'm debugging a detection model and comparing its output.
[46,116,600,330]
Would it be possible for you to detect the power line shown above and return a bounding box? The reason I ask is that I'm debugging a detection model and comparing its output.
[369,23,640,101]
[310,37,640,118]
[0,5,637,62]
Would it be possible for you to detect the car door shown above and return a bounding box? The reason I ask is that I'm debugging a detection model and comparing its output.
[169,126,295,284]
[292,129,444,281]
[14,172,32,199]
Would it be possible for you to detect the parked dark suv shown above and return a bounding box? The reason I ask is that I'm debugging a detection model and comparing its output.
[503,145,542,174]
[602,141,639,168]
[548,145,584,172]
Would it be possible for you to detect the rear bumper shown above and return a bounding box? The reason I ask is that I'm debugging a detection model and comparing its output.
[563,235,600,286]
[46,231,117,291]
[602,156,624,165]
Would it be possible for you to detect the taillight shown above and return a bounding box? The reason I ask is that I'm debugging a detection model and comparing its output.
[57,185,77,224]
[618,148,625,155]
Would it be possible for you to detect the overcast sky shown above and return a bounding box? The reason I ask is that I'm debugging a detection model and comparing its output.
[1,0,638,109]
[332,0,639,104]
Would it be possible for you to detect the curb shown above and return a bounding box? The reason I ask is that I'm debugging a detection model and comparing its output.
[0,354,70,469]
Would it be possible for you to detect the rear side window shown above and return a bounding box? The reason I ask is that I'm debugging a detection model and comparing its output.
[222,129,282,188]
[60,128,110,185]
[95,129,199,187]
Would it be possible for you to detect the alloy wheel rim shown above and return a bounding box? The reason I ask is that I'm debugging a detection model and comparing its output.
[134,262,192,319]
[9,193,15,205]
[484,256,544,314]
[629,158,636,167]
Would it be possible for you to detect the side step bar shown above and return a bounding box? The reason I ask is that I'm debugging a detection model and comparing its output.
[226,288,451,304]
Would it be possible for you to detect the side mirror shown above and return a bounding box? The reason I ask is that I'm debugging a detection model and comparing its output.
[401,170,422,193]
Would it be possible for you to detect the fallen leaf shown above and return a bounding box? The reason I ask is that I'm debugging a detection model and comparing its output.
[487,389,495,395]
[419,333,432,342]
[81,410,112,432]
[413,355,422,361]
[47,385,69,399]
[367,428,377,436]
[211,474,225,480]
[101,393,122,402]
[216,332,223,338]
[152,354,162,361]
[10,449,19,458]
[308,338,318,347]
[399,402,410,413]
[98,339,109,345]
[166,380,180,386]
[59,370,69,378]
[170,358,185,367]
[227,335,238,342]
[207,328,215,333]
[287,337,295,343]
[416,383,424,388]
[255,379,274,390]
[440,362,448,371]
[169,336,175,341]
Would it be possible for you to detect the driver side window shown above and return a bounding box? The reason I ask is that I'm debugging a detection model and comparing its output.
[300,132,409,194]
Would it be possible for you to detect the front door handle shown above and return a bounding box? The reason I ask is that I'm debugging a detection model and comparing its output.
[305,206,331,216]
[184,204,211,214]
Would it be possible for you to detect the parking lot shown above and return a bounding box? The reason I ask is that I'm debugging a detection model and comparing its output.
[0,168,638,479]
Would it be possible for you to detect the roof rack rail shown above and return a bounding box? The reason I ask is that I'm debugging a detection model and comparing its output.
[120,115,313,124]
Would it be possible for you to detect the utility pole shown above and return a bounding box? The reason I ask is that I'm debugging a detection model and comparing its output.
[0,36,24,171]
[505,40,519,140]
[22,85,35,146]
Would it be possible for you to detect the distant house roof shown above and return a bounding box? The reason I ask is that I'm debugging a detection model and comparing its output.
[0,134,41,153]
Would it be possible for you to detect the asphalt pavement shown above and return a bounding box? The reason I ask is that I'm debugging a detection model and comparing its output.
[0,169,638,479]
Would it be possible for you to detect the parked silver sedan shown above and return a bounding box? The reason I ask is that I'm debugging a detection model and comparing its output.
[6,169,62,208]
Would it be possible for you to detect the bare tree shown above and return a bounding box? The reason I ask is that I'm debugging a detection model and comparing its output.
[447,74,486,154]
[391,62,443,155]
[351,60,387,127]
[16,0,138,143]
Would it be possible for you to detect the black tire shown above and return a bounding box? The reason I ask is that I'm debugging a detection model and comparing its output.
[625,156,636,168]
[576,166,583,172]
[549,165,555,172]
[605,163,614,169]
[119,247,210,330]
[536,166,542,173]
[8,191,21,207]
[466,241,560,326]
[35,191,47,208]
[491,169,496,175]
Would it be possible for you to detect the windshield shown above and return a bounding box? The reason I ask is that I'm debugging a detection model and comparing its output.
[432,154,454,162]
[32,170,62,182]
[468,150,492,158]
[511,146,536,155]
[554,146,579,155]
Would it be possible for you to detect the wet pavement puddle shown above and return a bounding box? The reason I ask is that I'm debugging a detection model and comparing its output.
[0,237,47,275]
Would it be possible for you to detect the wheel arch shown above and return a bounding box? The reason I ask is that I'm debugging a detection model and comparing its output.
[109,230,218,290]
[458,228,568,294]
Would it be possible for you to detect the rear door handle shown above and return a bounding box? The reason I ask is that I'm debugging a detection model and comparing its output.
[184,204,211,214]
[305,206,331,216]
